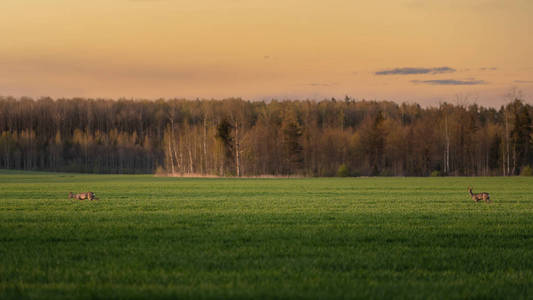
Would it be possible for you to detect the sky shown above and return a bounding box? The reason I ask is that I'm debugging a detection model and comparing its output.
[1,0,532,106]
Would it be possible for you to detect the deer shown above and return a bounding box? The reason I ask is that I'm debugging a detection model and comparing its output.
[68,192,98,201]
[468,187,490,203]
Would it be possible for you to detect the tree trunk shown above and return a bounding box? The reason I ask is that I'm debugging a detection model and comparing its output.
[235,123,241,177]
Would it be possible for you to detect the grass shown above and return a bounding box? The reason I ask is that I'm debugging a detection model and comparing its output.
[1,171,533,299]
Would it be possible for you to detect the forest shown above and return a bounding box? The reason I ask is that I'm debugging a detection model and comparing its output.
[0,96,531,176]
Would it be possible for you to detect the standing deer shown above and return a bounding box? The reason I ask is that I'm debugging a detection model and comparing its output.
[468,187,490,203]
[68,192,98,200]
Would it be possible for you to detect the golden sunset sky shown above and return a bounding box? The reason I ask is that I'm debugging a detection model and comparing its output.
[1,0,532,106]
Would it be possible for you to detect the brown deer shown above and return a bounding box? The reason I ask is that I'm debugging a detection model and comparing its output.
[468,187,490,203]
[68,192,98,200]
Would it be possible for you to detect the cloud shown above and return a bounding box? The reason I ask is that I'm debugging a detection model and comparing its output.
[375,67,455,75]
[404,0,514,12]
[0,55,270,84]
[128,0,168,2]
[404,0,425,9]
[514,80,533,84]
[308,83,331,87]
[480,67,498,71]
[411,79,487,85]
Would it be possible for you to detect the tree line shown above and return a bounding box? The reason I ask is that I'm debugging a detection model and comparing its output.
[0,96,531,176]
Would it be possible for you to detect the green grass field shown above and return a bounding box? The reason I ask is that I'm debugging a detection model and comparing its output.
[1,171,533,299]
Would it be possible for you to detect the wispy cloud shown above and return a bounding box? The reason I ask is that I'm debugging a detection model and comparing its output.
[0,56,263,83]
[128,0,168,2]
[307,83,331,87]
[480,67,498,71]
[411,79,487,85]
[375,67,455,75]
[514,80,533,84]
[404,0,514,12]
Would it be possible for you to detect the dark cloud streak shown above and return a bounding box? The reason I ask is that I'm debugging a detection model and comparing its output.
[411,79,487,85]
[480,67,498,71]
[376,67,455,75]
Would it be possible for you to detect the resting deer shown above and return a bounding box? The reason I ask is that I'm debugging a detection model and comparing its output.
[468,187,490,203]
[68,192,98,200]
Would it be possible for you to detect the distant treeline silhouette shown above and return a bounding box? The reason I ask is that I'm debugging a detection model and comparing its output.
[0,96,531,176]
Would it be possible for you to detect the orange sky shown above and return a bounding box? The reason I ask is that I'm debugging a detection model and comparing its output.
[1,0,532,106]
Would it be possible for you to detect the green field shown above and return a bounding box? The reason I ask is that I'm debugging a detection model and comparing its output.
[1,171,533,299]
